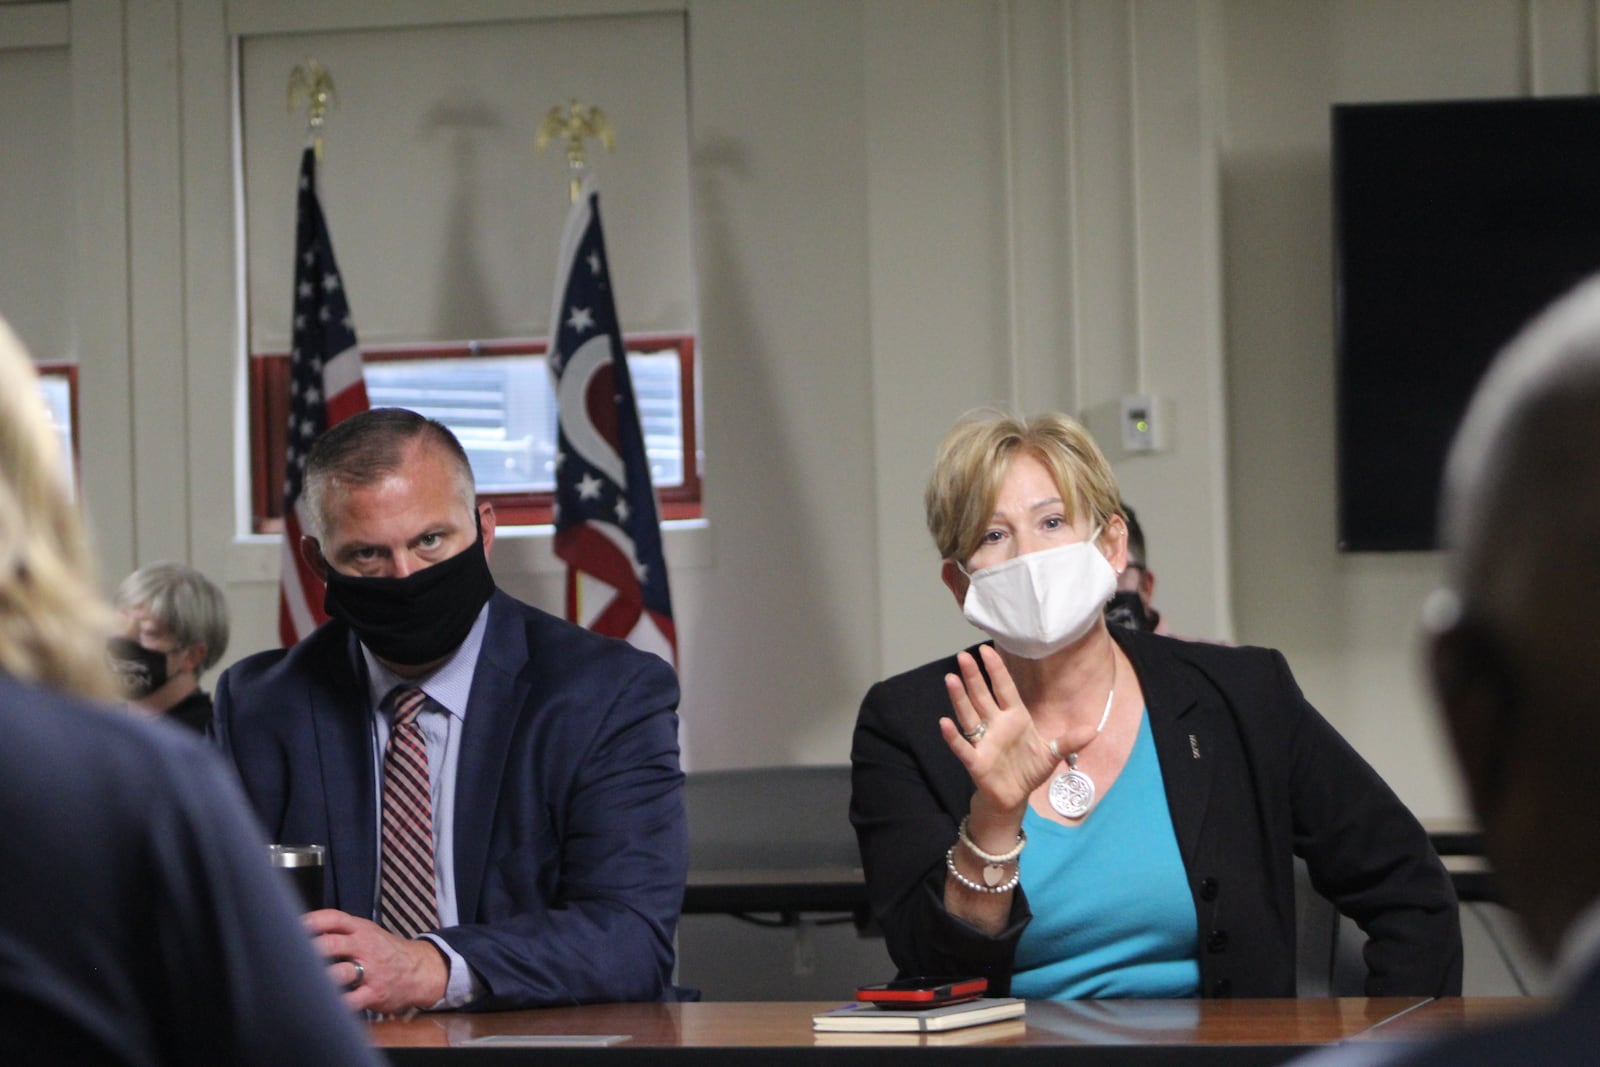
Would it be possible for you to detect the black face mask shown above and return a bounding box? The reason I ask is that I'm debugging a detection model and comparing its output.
[107,637,169,699]
[1105,590,1160,633]
[321,528,495,666]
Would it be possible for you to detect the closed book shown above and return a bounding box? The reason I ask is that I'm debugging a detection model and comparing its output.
[813,1019,1029,1046]
[812,997,1026,1033]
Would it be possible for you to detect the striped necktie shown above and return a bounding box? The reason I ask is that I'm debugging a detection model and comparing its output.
[378,686,438,939]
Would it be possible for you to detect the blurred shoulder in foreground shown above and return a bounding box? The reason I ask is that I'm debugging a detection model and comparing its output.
[0,313,380,1067]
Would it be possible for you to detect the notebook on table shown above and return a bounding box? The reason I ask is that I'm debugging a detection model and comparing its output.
[812,997,1026,1033]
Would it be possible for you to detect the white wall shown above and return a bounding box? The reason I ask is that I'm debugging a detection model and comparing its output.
[6,0,1596,819]
[0,18,72,362]
[1218,0,1597,820]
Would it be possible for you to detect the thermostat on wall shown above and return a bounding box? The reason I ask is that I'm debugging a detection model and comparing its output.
[1120,393,1167,454]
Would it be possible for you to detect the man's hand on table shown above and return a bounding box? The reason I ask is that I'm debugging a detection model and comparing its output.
[304,909,449,1015]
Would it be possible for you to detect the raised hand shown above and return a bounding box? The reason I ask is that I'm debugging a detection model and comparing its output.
[940,644,1116,821]
[939,645,1060,817]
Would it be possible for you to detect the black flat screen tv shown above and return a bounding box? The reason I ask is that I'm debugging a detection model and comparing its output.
[1334,94,1600,551]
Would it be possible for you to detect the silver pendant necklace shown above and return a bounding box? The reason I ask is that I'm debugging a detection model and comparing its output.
[1047,652,1116,819]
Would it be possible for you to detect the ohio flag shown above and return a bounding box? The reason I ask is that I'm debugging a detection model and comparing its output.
[547,177,676,665]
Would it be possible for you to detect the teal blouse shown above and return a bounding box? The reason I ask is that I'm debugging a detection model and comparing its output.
[1010,711,1200,999]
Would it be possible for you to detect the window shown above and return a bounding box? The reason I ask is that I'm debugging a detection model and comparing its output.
[35,362,78,499]
[249,336,698,532]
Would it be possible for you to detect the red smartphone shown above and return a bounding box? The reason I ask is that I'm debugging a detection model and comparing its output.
[855,976,988,1006]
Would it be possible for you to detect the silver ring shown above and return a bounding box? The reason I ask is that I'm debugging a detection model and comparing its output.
[347,959,365,991]
[1048,737,1062,761]
[962,720,988,743]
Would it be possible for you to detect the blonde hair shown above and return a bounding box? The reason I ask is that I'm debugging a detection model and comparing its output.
[925,408,1122,563]
[0,316,119,700]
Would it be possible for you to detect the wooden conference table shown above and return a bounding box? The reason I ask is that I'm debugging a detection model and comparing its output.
[369,996,1543,1066]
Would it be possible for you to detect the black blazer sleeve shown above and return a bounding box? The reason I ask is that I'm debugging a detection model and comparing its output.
[1120,631,1463,997]
[1267,649,1464,995]
[849,651,1031,992]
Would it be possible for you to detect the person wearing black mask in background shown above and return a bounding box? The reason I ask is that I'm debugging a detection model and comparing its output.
[211,408,687,1015]
[1105,504,1163,634]
[109,561,230,732]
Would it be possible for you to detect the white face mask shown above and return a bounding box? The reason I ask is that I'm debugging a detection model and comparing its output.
[960,531,1118,659]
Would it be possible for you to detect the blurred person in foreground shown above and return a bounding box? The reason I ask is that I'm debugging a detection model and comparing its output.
[850,407,1461,999]
[212,407,686,1014]
[1294,278,1600,1064]
[108,561,229,732]
[0,316,379,1066]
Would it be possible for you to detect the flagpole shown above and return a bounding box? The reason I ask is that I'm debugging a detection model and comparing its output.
[277,62,370,647]
[539,102,678,666]
[538,98,614,633]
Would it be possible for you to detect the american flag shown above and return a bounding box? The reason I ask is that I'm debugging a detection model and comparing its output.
[548,177,676,665]
[278,146,369,646]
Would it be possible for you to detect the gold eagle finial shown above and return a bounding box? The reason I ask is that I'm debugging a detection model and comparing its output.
[287,60,338,159]
[536,99,615,203]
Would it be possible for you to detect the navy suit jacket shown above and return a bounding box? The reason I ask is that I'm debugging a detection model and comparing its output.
[0,674,379,1067]
[212,589,687,1009]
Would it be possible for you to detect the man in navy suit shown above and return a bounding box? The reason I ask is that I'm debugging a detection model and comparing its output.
[1295,278,1600,1065]
[213,408,686,1014]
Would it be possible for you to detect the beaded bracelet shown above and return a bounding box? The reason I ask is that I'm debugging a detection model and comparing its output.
[957,814,1026,864]
[946,844,1021,894]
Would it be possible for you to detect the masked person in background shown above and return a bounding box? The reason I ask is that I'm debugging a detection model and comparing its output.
[211,408,687,1016]
[108,561,230,733]
[1104,503,1162,634]
[0,315,381,1067]
[849,408,1461,1000]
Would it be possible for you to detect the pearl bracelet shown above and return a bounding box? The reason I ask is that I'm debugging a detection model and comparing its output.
[958,814,1026,864]
[945,844,1021,894]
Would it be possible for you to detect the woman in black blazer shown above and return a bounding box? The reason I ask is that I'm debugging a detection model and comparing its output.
[849,408,1461,999]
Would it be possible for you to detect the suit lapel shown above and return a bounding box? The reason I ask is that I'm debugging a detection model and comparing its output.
[311,633,378,917]
[451,592,529,921]
[1116,630,1215,867]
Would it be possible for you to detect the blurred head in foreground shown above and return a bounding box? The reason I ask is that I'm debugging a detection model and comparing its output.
[1428,274,1600,961]
[0,311,383,1065]
[0,317,117,702]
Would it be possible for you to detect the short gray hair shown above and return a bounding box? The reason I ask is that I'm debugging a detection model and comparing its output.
[114,561,230,672]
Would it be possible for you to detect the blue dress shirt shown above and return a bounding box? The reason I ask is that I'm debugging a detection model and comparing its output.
[360,603,490,1008]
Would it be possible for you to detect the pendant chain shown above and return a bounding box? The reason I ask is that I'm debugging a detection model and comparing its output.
[1048,644,1117,819]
